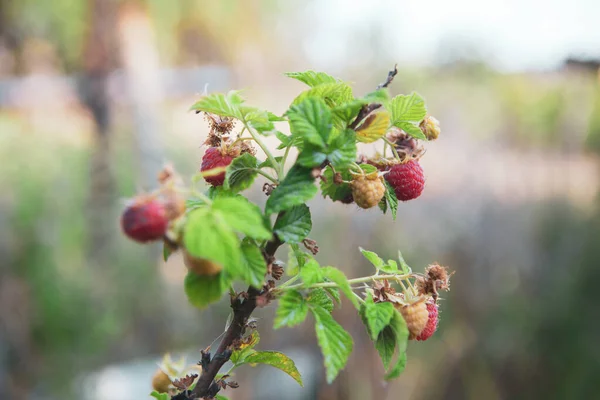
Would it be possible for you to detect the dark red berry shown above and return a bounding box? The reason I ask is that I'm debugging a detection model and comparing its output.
[200,147,233,186]
[385,160,425,201]
[121,196,169,243]
[415,302,438,341]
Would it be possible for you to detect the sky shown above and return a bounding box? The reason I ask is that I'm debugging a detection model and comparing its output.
[282,0,600,72]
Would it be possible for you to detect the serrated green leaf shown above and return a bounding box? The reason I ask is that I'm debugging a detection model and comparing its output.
[322,267,358,308]
[327,129,357,168]
[275,131,304,150]
[268,111,287,122]
[184,208,242,273]
[397,251,412,274]
[355,111,390,143]
[224,153,259,192]
[380,259,399,274]
[326,287,341,304]
[374,324,396,369]
[184,271,227,309]
[384,311,409,380]
[266,165,317,214]
[397,121,426,140]
[311,306,353,383]
[242,107,275,133]
[362,296,395,340]
[320,166,352,203]
[389,92,427,123]
[215,395,229,400]
[383,180,398,220]
[300,259,323,285]
[359,248,385,270]
[212,196,271,240]
[274,290,308,328]
[296,145,328,168]
[306,288,334,313]
[150,391,169,400]
[190,91,245,119]
[274,204,312,243]
[208,186,237,200]
[240,240,267,288]
[285,70,339,87]
[186,198,208,209]
[244,351,303,386]
[230,330,260,364]
[292,83,353,108]
[389,92,427,139]
[288,97,332,147]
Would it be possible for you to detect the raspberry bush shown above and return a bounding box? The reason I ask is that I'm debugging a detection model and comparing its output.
[121,67,453,399]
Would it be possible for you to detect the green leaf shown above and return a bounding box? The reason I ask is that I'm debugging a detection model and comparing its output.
[215,395,230,400]
[288,97,332,147]
[381,259,399,274]
[327,129,357,169]
[184,272,227,309]
[389,92,427,139]
[359,248,385,270]
[265,165,317,214]
[397,251,412,274]
[163,241,175,262]
[150,391,169,400]
[296,144,328,168]
[322,267,359,308]
[292,82,353,108]
[385,352,407,380]
[244,351,303,386]
[208,186,237,200]
[258,156,284,169]
[361,296,395,340]
[242,107,275,133]
[189,90,245,119]
[383,180,398,220]
[374,324,396,369]
[268,111,287,122]
[230,331,260,364]
[287,243,310,276]
[397,121,426,140]
[274,204,312,243]
[212,196,272,240]
[184,208,241,272]
[306,288,334,313]
[285,70,339,87]
[240,240,267,288]
[389,92,427,123]
[320,166,352,203]
[331,99,367,128]
[311,306,353,383]
[384,311,409,380]
[274,290,308,328]
[299,259,324,285]
[325,287,341,304]
[378,196,388,214]
[275,131,303,150]
[224,153,259,192]
[364,89,390,103]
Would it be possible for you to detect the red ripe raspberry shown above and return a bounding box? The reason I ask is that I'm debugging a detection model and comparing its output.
[201,147,233,186]
[385,160,425,201]
[416,302,439,341]
[121,196,168,243]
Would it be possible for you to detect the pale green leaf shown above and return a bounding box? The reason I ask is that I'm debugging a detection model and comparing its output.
[285,70,339,87]
[212,196,271,240]
[359,248,385,270]
[355,111,391,143]
[150,391,169,400]
[322,267,358,308]
[362,296,395,340]
[274,290,308,328]
[389,92,427,124]
[292,82,353,108]
[299,259,323,286]
[306,288,334,313]
[189,91,245,119]
[240,240,267,288]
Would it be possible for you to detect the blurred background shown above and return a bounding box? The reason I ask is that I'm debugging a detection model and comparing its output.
[1,0,600,399]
